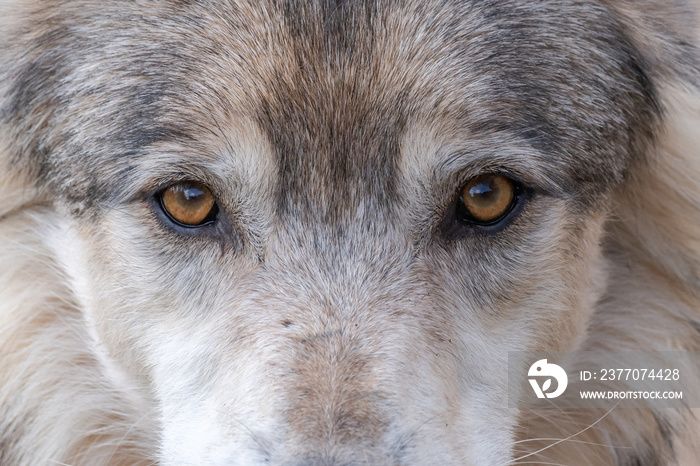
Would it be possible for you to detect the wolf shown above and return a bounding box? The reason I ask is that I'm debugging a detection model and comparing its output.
[1,0,699,464]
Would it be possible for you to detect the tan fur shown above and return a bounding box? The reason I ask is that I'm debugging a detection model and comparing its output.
[515,87,700,465]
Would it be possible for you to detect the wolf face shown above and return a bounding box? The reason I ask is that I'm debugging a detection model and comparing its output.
[1,1,699,465]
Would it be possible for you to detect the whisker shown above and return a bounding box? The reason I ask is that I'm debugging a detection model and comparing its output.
[510,462,569,466]
[511,402,621,463]
[105,405,159,465]
[46,459,74,466]
[513,437,632,449]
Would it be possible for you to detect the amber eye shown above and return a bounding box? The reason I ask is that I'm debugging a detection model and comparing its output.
[159,181,217,227]
[459,174,517,224]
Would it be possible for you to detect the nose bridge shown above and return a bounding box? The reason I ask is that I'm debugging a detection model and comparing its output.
[282,320,391,458]
[260,235,414,461]
[269,211,411,303]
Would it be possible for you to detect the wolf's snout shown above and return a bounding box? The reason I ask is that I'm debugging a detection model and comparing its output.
[281,327,392,453]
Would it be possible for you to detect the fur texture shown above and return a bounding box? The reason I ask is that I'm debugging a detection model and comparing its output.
[0,0,699,464]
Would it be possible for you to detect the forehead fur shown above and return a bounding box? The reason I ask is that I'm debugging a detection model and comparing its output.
[1,0,660,216]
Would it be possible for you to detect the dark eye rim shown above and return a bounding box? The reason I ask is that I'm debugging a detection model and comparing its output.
[457,176,523,226]
[449,174,530,234]
[156,183,220,229]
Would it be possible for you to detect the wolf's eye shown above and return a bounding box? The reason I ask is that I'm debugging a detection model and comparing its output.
[458,174,517,225]
[159,181,217,227]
